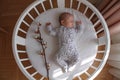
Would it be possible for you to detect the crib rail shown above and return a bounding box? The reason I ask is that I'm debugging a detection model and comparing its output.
[12,0,110,80]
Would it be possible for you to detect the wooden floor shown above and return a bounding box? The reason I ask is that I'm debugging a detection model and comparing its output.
[0,0,113,80]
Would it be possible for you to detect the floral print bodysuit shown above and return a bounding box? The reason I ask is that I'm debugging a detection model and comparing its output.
[47,24,83,72]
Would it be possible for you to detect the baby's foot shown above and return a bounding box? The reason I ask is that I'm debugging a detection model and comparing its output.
[62,66,68,73]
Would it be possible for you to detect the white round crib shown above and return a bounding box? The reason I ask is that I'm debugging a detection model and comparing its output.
[12,0,110,80]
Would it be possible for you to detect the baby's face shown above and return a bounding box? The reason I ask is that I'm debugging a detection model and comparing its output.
[62,15,74,28]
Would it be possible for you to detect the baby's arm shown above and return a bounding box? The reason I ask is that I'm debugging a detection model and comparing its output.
[75,20,83,33]
[46,22,57,36]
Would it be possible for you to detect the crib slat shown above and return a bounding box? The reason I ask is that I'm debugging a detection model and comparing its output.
[31,71,38,76]
[19,28,27,34]
[93,20,100,27]
[97,50,105,53]
[23,20,30,27]
[77,1,81,10]
[85,72,91,77]
[34,7,40,15]
[17,50,26,53]
[49,0,53,8]
[90,65,97,70]
[57,0,65,8]
[83,6,88,15]
[25,65,33,69]
[28,13,34,20]
[70,0,73,8]
[89,12,95,20]
[98,36,106,45]
[96,28,104,34]
[41,2,46,11]
[40,76,45,80]
[20,58,29,61]
[95,58,102,62]
[16,36,25,45]
[77,76,82,80]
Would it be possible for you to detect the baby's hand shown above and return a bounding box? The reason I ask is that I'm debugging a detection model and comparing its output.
[46,22,51,27]
[76,21,82,25]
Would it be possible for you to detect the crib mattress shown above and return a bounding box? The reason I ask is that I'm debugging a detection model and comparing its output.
[26,8,98,80]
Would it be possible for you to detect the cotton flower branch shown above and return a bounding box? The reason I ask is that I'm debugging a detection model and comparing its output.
[34,23,50,80]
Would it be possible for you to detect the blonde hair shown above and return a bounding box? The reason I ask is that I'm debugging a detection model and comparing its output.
[59,12,73,25]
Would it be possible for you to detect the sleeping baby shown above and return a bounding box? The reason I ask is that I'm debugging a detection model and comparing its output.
[46,12,83,72]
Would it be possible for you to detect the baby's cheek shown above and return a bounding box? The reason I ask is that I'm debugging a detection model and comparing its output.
[69,23,72,25]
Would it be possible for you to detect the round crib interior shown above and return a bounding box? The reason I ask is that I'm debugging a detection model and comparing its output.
[12,0,110,80]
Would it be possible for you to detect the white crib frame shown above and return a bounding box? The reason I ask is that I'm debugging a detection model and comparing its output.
[12,0,110,80]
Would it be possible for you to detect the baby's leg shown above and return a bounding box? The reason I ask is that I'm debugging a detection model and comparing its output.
[56,57,68,72]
